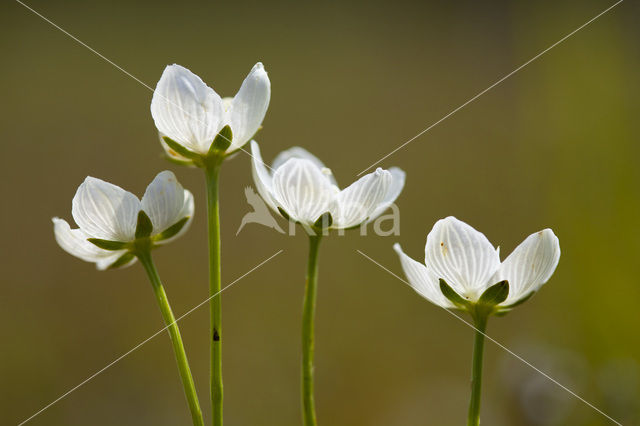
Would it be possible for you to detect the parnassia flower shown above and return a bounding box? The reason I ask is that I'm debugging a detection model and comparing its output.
[150,62,271,165]
[53,171,194,270]
[251,141,405,231]
[394,216,560,313]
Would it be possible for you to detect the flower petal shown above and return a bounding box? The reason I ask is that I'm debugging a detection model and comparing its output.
[228,63,271,152]
[394,243,454,308]
[424,217,501,301]
[250,141,278,211]
[333,168,391,229]
[492,229,561,305]
[155,190,195,245]
[368,167,405,221]
[95,254,136,270]
[271,158,338,225]
[141,171,191,235]
[151,64,223,154]
[72,177,141,241]
[52,218,131,270]
[272,146,337,186]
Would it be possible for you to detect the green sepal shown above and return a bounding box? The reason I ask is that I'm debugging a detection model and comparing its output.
[153,217,189,242]
[439,279,471,309]
[313,212,333,229]
[108,252,135,269]
[162,136,201,160]
[164,154,195,167]
[135,210,154,239]
[495,291,535,315]
[87,238,129,251]
[209,125,233,154]
[478,280,509,306]
[278,207,292,221]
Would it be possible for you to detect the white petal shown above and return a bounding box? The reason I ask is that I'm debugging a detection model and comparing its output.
[333,168,391,228]
[271,158,338,225]
[368,167,406,221]
[424,217,501,301]
[141,171,190,235]
[492,229,561,305]
[95,254,136,270]
[155,190,195,245]
[250,141,278,211]
[72,177,141,241]
[272,146,337,186]
[394,243,454,308]
[228,63,271,152]
[272,147,324,170]
[151,64,223,154]
[52,218,131,270]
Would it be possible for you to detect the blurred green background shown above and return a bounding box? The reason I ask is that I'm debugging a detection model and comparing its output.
[2,0,639,424]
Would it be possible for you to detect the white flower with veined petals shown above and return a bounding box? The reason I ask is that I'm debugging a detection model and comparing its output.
[53,171,194,270]
[251,141,405,230]
[150,62,270,160]
[394,216,560,309]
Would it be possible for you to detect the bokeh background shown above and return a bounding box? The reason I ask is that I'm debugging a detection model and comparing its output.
[2,0,639,424]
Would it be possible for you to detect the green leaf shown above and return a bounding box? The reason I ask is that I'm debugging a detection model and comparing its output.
[478,280,509,306]
[135,210,154,239]
[153,217,189,242]
[108,252,135,269]
[87,238,128,251]
[209,125,233,154]
[439,279,471,309]
[162,136,201,160]
[313,212,333,229]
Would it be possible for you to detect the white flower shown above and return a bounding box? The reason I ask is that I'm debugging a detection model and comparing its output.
[53,171,194,270]
[251,141,405,229]
[394,216,560,309]
[150,62,270,159]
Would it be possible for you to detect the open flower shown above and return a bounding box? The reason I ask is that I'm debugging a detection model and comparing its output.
[251,141,405,231]
[53,171,194,270]
[150,62,271,163]
[394,216,560,312]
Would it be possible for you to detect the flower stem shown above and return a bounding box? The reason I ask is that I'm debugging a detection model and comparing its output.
[302,234,322,426]
[467,313,488,426]
[137,251,204,426]
[205,164,223,426]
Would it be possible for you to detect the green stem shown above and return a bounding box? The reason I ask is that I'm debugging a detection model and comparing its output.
[205,164,223,426]
[467,313,488,426]
[137,251,204,426]
[302,235,322,426]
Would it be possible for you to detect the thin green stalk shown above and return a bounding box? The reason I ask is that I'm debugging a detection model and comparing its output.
[467,313,488,426]
[302,234,322,426]
[137,251,204,426]
[205,164,223,426]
